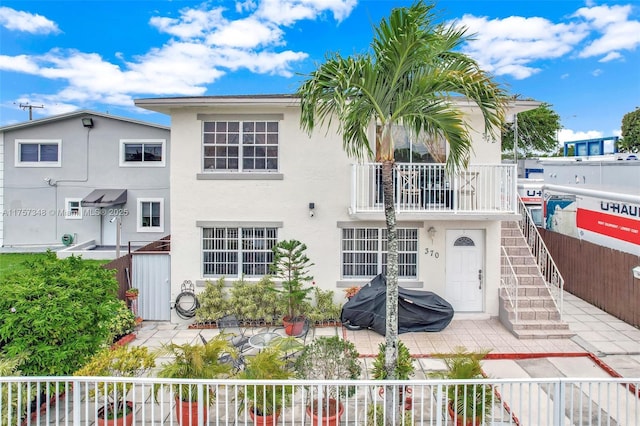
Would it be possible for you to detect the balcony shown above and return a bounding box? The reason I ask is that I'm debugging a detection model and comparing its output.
[350,163,517,217]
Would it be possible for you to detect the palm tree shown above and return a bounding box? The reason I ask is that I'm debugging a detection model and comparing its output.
[297,0,507,380]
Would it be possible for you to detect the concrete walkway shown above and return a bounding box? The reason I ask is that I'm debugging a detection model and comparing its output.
[132,290,640,380]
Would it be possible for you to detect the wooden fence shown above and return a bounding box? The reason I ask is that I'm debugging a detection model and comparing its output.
[102,235,170,300]
[539,228,640,328]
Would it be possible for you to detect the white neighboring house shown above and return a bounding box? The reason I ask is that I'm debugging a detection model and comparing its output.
[135,94,539,322]
[0,110,170,258]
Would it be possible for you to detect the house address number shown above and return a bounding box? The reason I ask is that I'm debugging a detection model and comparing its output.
[424,248,440,258]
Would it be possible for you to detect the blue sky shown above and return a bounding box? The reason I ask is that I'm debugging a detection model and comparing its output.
[1,0,639,145]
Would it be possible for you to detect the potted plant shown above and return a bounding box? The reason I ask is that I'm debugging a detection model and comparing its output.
[430,347,493,426]
[154,335,238,426]
[124,288,139,300]
[269,239,314,335]
[371,340,415,410]
[74,345,156,426]
[294,336,362,426]
[236,339,298,425]
[343,286,361,300]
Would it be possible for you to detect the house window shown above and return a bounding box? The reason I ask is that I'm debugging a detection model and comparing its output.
[341,228,418,279]
[202,227,277,277]
[202,121,278,172]
[137,198,164,232]
[15,139,61,167]
[120,139,166,167]
[65,198,82,219]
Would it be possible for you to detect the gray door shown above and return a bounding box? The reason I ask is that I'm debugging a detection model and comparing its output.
[132,253,171,321]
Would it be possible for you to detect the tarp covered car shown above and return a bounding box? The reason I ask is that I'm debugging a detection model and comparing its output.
[340,274,454,335]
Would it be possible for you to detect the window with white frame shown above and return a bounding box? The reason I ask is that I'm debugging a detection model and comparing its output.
[65,198,82,219]
[202,227,277,277]
[120,140,165,167]
[202,121,278,172]
[341,227,418,278]
[15,139,61,167]
[137,198,164,232]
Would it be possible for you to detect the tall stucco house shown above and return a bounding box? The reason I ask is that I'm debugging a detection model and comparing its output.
[135,94,539,322]
[0,110,170,256]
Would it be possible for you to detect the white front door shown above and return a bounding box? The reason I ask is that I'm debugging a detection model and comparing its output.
[102,211,117,245]
[445,229,484,312]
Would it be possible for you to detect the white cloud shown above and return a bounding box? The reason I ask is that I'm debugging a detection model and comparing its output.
[0,6,60,34]
[591,68,603,77]
[456,14,589,80]
[0,1,354,111]
[557,128,602,144]
[205,17,284,48]
[598,52,622,62]
[256,0,357,26]
[574,5,640,59]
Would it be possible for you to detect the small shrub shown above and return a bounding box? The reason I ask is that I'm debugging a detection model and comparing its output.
[195,278,230,322]
[107,300,137,343]
[229,276,283,323]
[307,288,342,324]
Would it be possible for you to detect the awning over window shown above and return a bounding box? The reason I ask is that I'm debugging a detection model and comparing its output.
[82,189,127,207]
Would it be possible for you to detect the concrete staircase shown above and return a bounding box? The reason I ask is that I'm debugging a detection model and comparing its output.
[499,221,575,339]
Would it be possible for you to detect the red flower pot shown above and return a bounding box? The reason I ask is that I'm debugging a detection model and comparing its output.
[306,398,344,426]
[175,397,207,426]
[249,407,280,426]
[447,402,482,426]
[96,401,134,426]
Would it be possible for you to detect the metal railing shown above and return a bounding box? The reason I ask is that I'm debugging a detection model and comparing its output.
[351,163,517,214]
[517,196,565,320]
[500,246,519,324]
[2,376,638,425]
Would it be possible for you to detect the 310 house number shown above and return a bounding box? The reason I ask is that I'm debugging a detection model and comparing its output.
[424,248,440,258]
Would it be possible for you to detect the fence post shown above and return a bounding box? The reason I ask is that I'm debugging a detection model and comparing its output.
[72,379,81,426]
[198,383,204,426]
[553,379,566,425]
[435,383,445,426]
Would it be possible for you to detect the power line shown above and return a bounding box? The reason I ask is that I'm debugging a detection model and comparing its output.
[17,103,44,120]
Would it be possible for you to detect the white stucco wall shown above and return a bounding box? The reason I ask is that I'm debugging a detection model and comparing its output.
[165,98,513,323]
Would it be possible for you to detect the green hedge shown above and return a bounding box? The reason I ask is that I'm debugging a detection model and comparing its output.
[0,251,121,376]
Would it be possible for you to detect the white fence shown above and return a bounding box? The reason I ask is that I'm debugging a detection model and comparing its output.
[3,376,638,425]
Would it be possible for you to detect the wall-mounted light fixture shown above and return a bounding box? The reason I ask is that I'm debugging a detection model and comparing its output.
[427,226,437,241]
[309,202,315,218]
[81,117,94,128]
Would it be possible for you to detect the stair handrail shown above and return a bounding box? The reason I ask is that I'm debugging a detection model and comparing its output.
[517,196,564,320]
[500,245,519,324]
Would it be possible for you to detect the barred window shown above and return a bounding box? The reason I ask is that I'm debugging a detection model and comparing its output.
[341,228,418,278]
[203,121,278,172]
[203,227,277,277]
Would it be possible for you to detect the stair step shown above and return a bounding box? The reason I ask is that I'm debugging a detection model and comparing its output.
[505,307,562,321]
[511,328,576,340]
[507,255,537,266]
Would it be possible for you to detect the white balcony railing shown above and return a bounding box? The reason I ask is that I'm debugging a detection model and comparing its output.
[4,376,638,425]
[351,163,517,215]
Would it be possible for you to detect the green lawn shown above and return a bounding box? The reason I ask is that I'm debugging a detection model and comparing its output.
[0,252,109,276]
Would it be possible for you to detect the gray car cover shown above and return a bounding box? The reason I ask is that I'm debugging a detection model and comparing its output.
[340,274,454,335]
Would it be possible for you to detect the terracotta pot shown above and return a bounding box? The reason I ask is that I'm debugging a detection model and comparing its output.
[282,316,305,336]
[96,402,134,426]
[249,407,280,426]
[305,398,344,426]
[175,397,207,426]
[377,386,413,410]
[125,291,138,300]
[447,402,482,426]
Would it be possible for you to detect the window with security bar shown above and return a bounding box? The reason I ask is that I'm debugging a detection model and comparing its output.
[203,227,278,277]
[341,228,418,279]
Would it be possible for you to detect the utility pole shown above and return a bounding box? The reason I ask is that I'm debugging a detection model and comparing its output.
[18,103,44,120]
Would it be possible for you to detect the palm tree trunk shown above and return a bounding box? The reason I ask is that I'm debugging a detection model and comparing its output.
[381,159,400,423]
